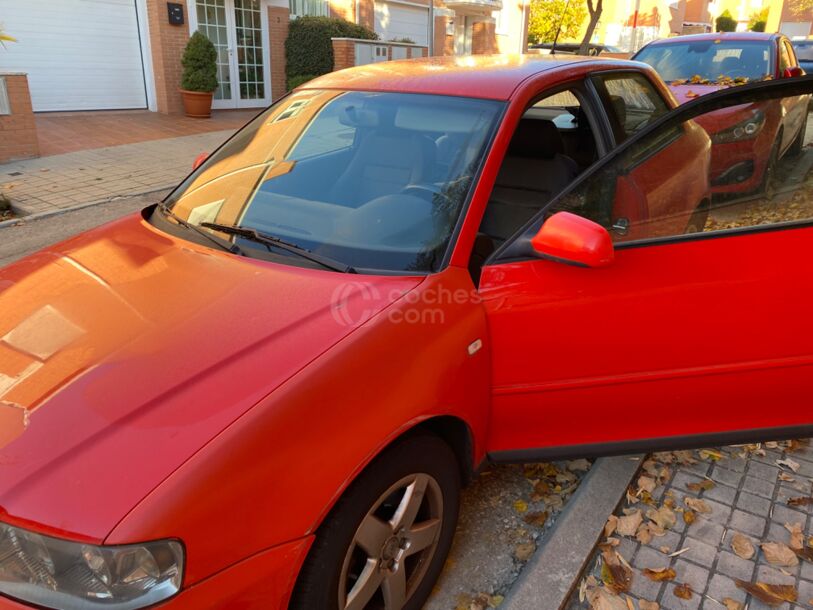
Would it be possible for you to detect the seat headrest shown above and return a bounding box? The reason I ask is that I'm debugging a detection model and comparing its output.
[508,119,563,159]
[609,95,627,127]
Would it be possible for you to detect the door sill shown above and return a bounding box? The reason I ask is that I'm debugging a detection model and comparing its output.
[487,423,813,463]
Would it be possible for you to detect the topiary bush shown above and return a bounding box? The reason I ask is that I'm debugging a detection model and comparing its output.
[285,17,378,86]
[715,10,737,32]
[181,31,218,92]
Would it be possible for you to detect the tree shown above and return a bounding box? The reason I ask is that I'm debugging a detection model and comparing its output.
[715,10,737,32]
[578,0,603,55]
[527,0,587,45]
[787,0,813,18]
[748,7,768,31]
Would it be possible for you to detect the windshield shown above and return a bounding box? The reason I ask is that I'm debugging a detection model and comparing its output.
[160,90,503,273]
[634,40,774,83]
[794,41,813,63]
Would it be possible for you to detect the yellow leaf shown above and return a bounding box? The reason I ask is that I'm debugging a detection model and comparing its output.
[722,598,743,610]
[643,567,676,582]
[674,583,693,599]
[513,499,528,514]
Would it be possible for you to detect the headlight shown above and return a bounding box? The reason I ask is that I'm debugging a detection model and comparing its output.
[711,109,766,144]
[0,522,184,609]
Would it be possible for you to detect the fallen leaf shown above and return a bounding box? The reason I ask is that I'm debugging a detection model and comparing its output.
[660,546,671,554]
[646,506,677,530]
[643,567,676,582]
[686,479,715,492]
[734,581,798,606]
[490,594,504,607]
[636,523,653,545]
[785,522,804,551]
[587,587,628,610]
[514,542,535,561]
[722,598,743,610]
[617,511,643,537]
[793,546,813,562]
[674,583,693,599]
[683,510,696,525]
[761,542,799,566]
[626,596,635,610]
[699,449,723,461]
[524,511,548,527]
[601,561,633,594]
[779,472,796,482]
[639,600,659,610]
[568,458,591,472]
[684,498,712,514]
[513,499,528,513]
[776,458,801,473]
[788,497,813,506]
[605,515,619,538]
[638,476,657,494]
[732,533,756,560]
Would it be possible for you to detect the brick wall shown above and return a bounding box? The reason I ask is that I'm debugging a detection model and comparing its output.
[358,0,375,31]
[268,6,290,100]
[329,0,356,21]
[0,74,39,163]
[146,0,190,114]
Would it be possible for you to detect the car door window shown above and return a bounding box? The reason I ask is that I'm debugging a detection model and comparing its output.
[490,77,813,254]
[471,86,603,280]
[779,41,792,72]
[592,72,671,144]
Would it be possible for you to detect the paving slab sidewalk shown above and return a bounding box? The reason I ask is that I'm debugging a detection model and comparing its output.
[0,130,236,216]
[567,440,813,610]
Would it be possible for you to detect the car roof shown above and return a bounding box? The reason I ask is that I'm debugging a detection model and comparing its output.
[299,54,647,101]
[643,32,780,45]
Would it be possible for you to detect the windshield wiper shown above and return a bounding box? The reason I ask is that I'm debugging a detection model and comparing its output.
[200,222,356,273]
[157,203,244,256]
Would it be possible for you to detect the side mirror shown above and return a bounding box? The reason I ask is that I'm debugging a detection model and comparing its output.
[192,152,209,170]
[783,67,804,79]
[531,211,614,268]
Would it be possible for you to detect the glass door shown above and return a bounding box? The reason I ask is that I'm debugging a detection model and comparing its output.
[193,0,271,109]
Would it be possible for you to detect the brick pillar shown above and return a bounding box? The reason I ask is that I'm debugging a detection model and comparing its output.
[146,0,190,114]
[332,39,356,71]
[471,21,496,54]
[0,74,39,162]
[358,0,375,30]
[329,0,356,21]
[268,6,290,100]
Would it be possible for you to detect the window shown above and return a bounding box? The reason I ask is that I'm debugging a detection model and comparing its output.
[0,78,9,116]
[592,72,670,144]
[779,41,792,72]
[543,84,812,245]
[289,0,328,18]
[473,87,601,278]
[634,40,773,83]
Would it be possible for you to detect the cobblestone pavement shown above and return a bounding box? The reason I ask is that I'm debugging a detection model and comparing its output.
[568,441,813,610]
[0,129,235,215]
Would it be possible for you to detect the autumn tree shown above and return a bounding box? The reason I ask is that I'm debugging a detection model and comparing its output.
[527,0,587,45]
[578,0,603,55]
[787,0,812,18]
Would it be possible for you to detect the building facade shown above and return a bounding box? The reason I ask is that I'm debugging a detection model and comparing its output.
[0,0,528,115]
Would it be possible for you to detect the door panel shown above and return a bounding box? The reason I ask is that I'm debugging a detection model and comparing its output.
[481,77,813,456]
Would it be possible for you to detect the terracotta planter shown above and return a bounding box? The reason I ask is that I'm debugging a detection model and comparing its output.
[180,89,214,118]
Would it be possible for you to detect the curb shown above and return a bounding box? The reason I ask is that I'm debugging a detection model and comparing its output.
[502,455,643,610]
[0,185,175,230]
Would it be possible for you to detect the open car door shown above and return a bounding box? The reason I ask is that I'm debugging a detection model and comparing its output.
[480,75,813,461]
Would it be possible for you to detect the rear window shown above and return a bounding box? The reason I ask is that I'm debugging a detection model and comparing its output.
[634,40,774,83]
[794,41,813,62]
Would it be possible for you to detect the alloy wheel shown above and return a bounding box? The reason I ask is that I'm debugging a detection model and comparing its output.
[338,473,444,610]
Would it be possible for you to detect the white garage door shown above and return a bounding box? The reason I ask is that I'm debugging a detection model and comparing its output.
[0,0,147,111]
[374,2,429,47]
[780,22,812,39]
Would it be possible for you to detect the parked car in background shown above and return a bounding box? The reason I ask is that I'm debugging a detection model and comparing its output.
[0,55,810,610]
[633,32,809,195]
[792,38,813,74]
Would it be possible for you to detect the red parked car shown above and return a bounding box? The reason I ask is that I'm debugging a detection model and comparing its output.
[633,32,809,195]
[0,56,810,610]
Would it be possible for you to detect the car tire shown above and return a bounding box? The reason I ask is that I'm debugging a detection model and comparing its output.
[788,119,806,157]
[760,136,781,196]
[289,432,461,610]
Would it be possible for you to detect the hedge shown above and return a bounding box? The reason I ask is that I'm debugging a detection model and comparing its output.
[286,16,378,84]
[715,10,737,32]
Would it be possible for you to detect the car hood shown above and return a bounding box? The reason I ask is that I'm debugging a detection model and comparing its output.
[0,213,422,541]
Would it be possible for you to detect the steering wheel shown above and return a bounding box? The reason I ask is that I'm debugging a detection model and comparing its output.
[400,184,454,207]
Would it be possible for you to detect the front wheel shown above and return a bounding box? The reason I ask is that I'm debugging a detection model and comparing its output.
[788,119,806,157]
[290,433,461,610]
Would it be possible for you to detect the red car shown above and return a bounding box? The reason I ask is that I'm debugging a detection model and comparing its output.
[0,57,810,610]
[633,32,809,195]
